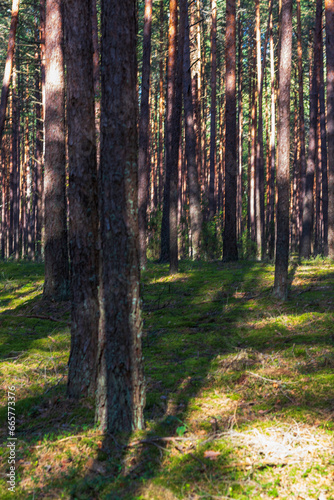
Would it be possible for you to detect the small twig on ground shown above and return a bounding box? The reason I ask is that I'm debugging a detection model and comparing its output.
[16,314,69,324]
[246,371,294,385]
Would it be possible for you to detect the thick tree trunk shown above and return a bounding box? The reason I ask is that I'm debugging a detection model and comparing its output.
[208,0,217,219]
[43,0,69,299]
[223,0,238,261]
[0,0,20,146]
[64,0,99,400]
[326,0,334,258]
[96,0,145,432]
[273,0,292,300]
[160,0,178,263]
[138,0,153,269]
[300,0,321,259]
[182,0,202,259]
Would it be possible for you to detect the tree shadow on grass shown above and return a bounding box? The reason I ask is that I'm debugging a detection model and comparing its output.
[1,260,333,498]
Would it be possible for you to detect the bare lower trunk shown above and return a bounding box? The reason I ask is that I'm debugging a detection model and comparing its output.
[273,0,292,300]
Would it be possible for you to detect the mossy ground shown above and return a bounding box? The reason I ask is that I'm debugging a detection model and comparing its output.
[0,259,333,499]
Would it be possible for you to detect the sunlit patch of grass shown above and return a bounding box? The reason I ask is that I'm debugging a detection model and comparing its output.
[0,259,334,498]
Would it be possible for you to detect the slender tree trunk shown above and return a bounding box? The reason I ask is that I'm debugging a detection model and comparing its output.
[96,0,145,432]
[267,5,275,258]
[43,0,69,299]
[0,0,20,146]
[297,0,306,250]
[250,41,256,243]
[237,3,243,245]
[326,0,334,258]
[158,0,165,209]
[64,0,99,399]
[319,25,328,255]
[170,0,185,274]
[273,0,292,300]
[255,0,263,260]
[138,0,153,269]
[223,0,238,261]
[182,0,202,259]
[300,0,321,259]
[208,0,217,219]
[160,0,178,263]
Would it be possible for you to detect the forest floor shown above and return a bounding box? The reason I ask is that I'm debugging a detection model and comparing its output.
[0,258,334,499]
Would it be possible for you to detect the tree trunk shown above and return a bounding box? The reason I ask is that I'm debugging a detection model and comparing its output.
[182,0,202,259]
[138,0,153,269]
[267,5,275,259]
[64,0,99,400]
[43,0,69,299]
[273,0,292,300]
[0,0,20,146]
[208,0,217,219]
[223,0,238,261]
[319,22,328,255]
[170,0,185,274]
[96,0,145,432]
[300,0,321,259]
[326,0,334,258]
[160,0,178,263]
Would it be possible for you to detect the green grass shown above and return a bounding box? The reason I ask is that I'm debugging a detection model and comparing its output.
[0,259,334,499]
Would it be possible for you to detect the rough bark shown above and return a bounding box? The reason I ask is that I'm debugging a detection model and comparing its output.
[138,0,153,269]
[43,0,69,299]
[182,0,202,259]
[64,0,99,399]
[96,0,145,432]
[326,0,334,258]
[223,0,238,261]
[273,0,292,300]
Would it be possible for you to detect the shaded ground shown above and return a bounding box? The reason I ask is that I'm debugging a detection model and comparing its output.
[0,258,333,499]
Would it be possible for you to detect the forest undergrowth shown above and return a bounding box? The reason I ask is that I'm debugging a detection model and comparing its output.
[0,259,334,499]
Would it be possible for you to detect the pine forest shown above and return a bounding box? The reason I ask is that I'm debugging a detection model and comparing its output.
[0,0,334,498]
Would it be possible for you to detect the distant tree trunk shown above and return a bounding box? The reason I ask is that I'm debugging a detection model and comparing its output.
[297,0,306,250]
[319,22,328,255]
[160,0,178,263]
[237,3,243,244]
[0,0,20,146]
[223,0,238,261]
[182,0,202,259]
[35,0,45,261]
[208,0,217,219]
[158,0,165,209]
[64,0,99,400]
[138,0,153,270]
[300,0,321,259]
[43,0,69,299]
[170,0,185,274]
[250,40,256,243]
[96,0,145,432]
[273,0,292,300]
[255,0,263,260]
[326,0,334,259]
[267,5,275,259]
[11,64,20,260]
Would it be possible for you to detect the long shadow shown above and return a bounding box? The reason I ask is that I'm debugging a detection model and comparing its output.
[2,259,333,498]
